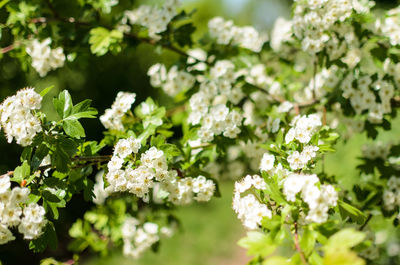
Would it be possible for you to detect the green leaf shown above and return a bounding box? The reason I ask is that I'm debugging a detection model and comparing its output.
[89,27,123,56]
[29,222,58,253]
[263,256,292,265]
[0,0,10,9]
[53,90,73,119]
[338,200,367,225]
[39,85,54,97]
[325,228,365,250]
[238,231,276,257]
[174,23,196,47]
[323,248,365,265]
[300,227,317,256]
[63,119,85,139]
[12,160,30,184]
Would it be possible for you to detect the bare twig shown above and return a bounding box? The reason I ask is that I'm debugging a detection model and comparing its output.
[293,222,309,265]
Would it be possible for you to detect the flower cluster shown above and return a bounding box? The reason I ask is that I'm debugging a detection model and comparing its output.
[0,88,42,146]
[26,38,65,77]
[232,175,272,230]
[342,73,394,124]
[186,60,245,142]
[208,17,267,52]
[283,173,338,223]
[121,0,180,40]
[285,114,322,144]
[270,17,293,52]
[0,176,47,244]
[147,63,196,96]
[294,66,340,105]
[292,0,369,53]
[100,92,136,131]
[377,8,400,46]
[106,138,215,204]
[162,175,215,205]
[383,176,400,211]
[121,217,173,258]
[362,141,391,160]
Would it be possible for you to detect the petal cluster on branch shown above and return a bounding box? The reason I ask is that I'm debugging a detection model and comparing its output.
[0,88,42,146]
[208,17,267,52]
[0,176,47,244]
[26,38,65,77]
[100,92,136,131]
[121,0,180,40]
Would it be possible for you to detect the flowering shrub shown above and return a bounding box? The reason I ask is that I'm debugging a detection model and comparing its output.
[1,0,400,264]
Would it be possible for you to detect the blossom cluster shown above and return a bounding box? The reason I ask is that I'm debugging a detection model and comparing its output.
[232,175,272,230]
[294,66,340,105]
[0,176,47,244]
[0,88,42,146]
[285,114,322,144]
[377,8,400,46]
[100,92,136,131]
[283,173,337,223]
[121,0,180,40]
[161,175,215,205]
[383,176,400,211]
[342,73,394,124]
[292,0,369,53]
[362,141,391,160]
[186,60,246,142]
[208,17,267,52]
[26,38,65,77]
[105,137,215,205]
[121,217,173,258]
[147,63,196,96]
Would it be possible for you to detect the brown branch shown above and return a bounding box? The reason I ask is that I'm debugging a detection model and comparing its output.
[71,155,112,162]
[293,222,309,265]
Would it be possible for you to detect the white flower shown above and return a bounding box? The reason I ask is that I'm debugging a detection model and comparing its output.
[287,151,307,170]
[0,88,43,146]
[0,177,11,194]
[260,153,275,172]
[0,224,15,244]
[26,38,65,77]
[100,92,136,131]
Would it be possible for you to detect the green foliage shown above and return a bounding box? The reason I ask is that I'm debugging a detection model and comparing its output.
[89,27,123,56]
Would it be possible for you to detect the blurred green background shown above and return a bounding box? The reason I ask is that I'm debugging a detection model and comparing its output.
[0,0,399,264]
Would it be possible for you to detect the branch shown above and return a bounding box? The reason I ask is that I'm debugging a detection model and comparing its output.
[293,222,309,265]
[0,155,111,178]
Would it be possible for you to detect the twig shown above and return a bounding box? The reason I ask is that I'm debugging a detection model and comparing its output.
[190,143,214,149]
[0,155,111,178]
[360,214,373,231]
[293,222,309,265]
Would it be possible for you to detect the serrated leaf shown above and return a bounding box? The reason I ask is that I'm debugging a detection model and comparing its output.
[63,119,85,139]
[89,27,123,56]
[12,160,30,184]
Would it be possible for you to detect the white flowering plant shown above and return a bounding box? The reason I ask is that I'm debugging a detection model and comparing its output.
[1,0,400,264]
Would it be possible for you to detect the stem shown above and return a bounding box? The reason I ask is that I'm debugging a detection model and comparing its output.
[360,214,373,231]
[0,155,111,178]
[293,222,309,265]
[190,143,214,149]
